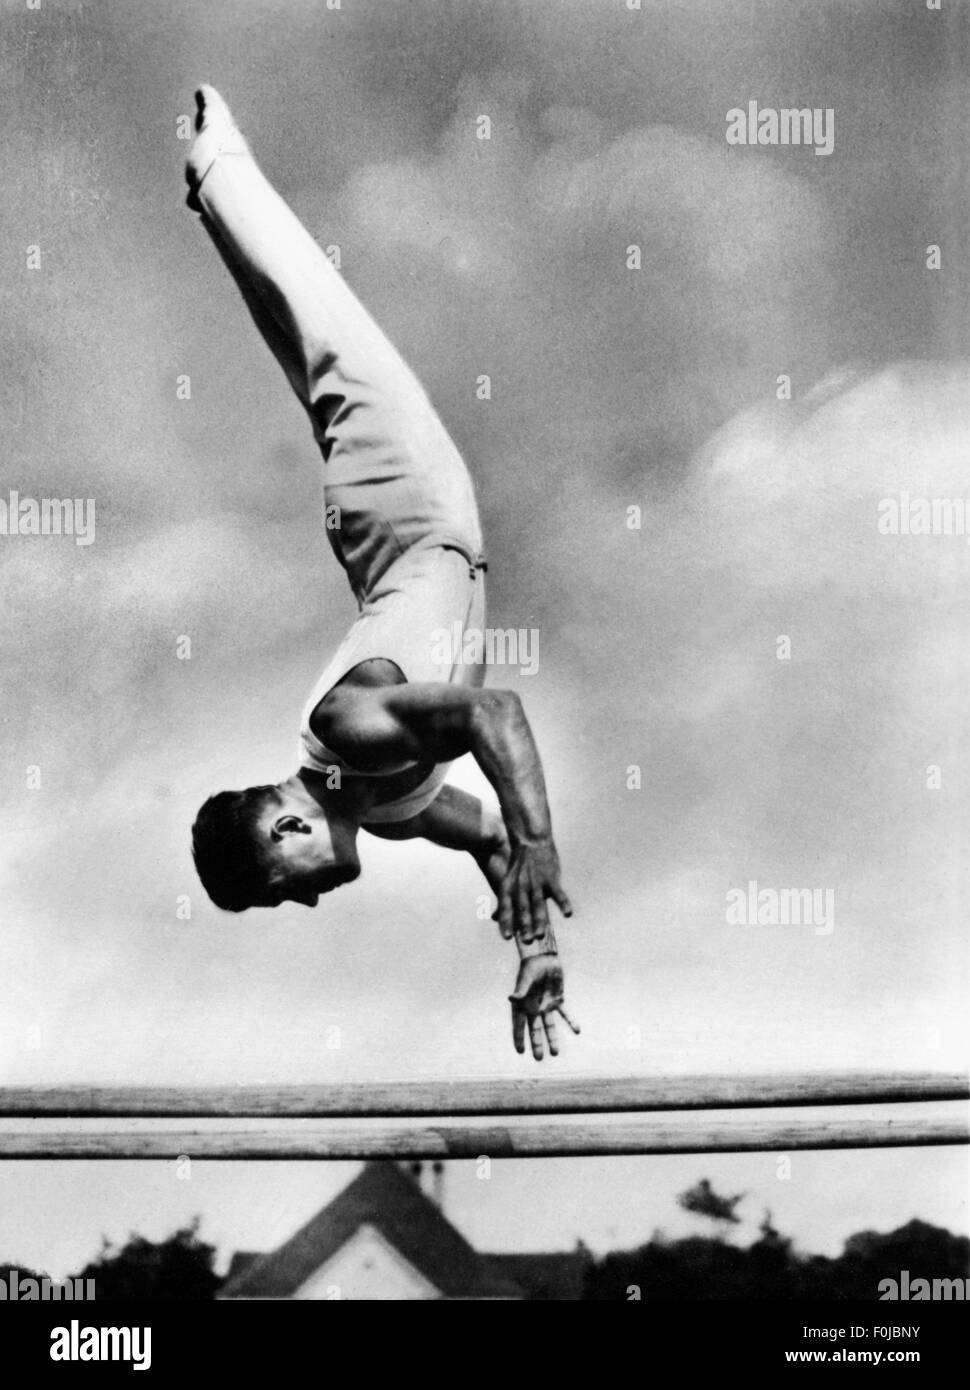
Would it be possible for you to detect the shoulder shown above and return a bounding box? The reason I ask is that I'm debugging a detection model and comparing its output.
[309,658,407,741]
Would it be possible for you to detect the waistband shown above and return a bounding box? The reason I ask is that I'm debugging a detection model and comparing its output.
[353,537,487,601]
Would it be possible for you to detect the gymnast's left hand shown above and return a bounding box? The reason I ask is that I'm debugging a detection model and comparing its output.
[509,953,581,1061]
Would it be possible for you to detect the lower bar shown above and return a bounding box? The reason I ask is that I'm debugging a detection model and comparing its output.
[0,1105,965,1158]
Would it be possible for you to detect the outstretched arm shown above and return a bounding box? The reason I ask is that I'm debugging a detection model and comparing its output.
[318,681,572,943]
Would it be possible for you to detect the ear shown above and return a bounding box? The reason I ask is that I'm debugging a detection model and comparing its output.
[270,814,311,842]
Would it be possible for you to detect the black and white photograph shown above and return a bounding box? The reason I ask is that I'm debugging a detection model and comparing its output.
[1,0,968,1360]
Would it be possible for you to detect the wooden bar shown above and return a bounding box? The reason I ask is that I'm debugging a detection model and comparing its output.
[0,1105,965,1159]
[0,1071,965,1119]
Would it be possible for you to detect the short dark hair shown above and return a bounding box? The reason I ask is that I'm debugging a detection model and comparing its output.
[191,785,280,911]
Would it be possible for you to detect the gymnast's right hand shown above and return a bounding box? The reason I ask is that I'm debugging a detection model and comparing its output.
[494,835,574,945]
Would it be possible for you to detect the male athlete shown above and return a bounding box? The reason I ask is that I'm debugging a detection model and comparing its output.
[186,88,578,1060]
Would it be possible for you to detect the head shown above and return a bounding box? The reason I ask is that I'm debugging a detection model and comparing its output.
[191,780,360,912]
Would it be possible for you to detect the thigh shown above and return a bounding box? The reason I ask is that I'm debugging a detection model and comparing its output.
[324,418,484,602]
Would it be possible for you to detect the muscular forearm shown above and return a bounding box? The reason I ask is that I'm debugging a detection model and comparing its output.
[467,691,555,849]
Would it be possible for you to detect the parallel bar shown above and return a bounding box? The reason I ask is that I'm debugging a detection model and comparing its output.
[1,1072,966,1119]
[0,1107,966,1158]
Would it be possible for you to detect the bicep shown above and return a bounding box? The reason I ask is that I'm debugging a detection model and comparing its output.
[319,682,479,771]
[363,785,489,852]
[403,784,493,853]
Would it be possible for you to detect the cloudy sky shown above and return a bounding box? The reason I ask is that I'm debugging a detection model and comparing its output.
[1,0,967,1276]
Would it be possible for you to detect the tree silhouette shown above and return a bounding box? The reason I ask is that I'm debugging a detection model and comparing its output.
[583,1215,969,1300]
[72,1219,220,1301]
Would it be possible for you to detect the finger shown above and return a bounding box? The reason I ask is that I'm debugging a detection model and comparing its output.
[530,879,550,939]
[529,1015,545,1062]
[516,874,534,943]
[551,882,574,918]
[496,887,515,941]
[542,1011,560,1057]
[557,1005,581,1035]
[510,1004,527,1055]
[491,906,513,941]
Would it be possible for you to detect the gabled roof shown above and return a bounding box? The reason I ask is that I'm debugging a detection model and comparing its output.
[220,1162,524,1299]
[223,1251,260,1284]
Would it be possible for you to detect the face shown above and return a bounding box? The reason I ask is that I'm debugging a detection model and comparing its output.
[257,799,360,908]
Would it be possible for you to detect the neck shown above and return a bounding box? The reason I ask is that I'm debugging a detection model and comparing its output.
[284,767,371,820]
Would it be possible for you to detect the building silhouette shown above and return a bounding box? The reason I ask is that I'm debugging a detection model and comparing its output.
[220,1161,587,1301]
